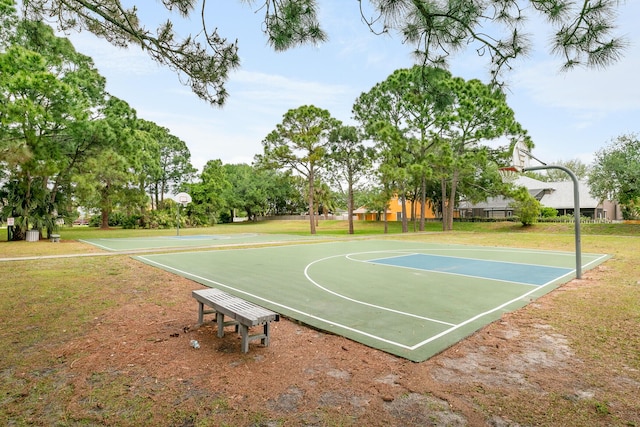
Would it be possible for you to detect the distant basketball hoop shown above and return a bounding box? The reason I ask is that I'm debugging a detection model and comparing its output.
[173,192,192,236]
[174,192,192,207]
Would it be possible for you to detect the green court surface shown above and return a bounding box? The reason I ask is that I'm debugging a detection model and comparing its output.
[80,233,321,251]
[134,239,609,362]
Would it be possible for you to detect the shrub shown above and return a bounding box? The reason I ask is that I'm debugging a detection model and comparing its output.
[540,206,558,218]
[510,189,541,226]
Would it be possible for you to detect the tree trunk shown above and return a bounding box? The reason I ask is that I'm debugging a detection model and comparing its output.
[308,170,316,235]
[441,178,449,231]
[400,193,408,233]
[420,175,426,231]
[101,209,109,229]
[441,172,458,231]
[160,181,166,208]
[383,205,388,234]
[411,197,417,232]
[347,183,354,235]
[448,172,459,231]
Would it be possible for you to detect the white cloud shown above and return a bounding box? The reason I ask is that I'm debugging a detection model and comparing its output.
[132,68,361,172]
[233,70,350,101]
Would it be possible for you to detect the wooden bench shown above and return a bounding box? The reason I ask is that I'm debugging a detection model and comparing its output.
[192,288,279,353]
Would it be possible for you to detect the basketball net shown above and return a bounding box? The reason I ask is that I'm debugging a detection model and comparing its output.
[498,166,521,183]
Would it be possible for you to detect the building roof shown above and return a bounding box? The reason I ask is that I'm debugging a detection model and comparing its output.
[513,176,600,209]
[459,196,511,210]
[460,176,602,211]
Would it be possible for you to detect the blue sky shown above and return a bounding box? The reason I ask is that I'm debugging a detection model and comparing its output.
[63,1,640,173]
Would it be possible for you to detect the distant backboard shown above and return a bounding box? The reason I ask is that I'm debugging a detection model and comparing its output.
[174,192,192,207]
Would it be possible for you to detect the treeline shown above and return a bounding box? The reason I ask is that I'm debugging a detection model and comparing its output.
[0,4,525,240]
[4,3,637,240]
[0,7,199,239]
[0,7,313,237]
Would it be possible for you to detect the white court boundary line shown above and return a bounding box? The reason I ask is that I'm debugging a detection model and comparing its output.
[138,249,610,352]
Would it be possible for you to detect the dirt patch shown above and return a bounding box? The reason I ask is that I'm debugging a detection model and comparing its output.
[16,261,640,426]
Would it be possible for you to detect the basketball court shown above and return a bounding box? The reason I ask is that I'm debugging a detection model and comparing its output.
[127,238,609,361]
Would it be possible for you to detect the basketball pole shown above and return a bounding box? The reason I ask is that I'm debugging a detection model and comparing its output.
[176,204,181,236]
[522,164,582,279]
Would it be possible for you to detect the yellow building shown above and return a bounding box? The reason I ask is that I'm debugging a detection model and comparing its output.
[354,196,438,221]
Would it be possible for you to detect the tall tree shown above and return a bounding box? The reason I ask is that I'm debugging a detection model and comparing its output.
[71,97,142,229]
[222,163,275,221]
[0,15,108,238]
[19,0,628,105]
[257,105,338,234]
[327,124,373,234]
[185,159,230,225]
[353,66,451,232]
[588,133,640,219]
[375,124,413,233]
[136,119,196,209]
[263,170,307,216]
[73,148,132,229]
[435,77,530,231]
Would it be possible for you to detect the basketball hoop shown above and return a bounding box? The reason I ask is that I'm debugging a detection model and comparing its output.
[173,192,192,236]
[500,141,583,279]
[499,140,530,183]
[512,140,531,171]
[174,192,192,207]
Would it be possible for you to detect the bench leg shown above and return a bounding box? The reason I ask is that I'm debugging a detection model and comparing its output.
[216,312,226,338]
[238,323,272,353]
[197,302,205,325]
[262,322,270,346]
[239,324,250,353]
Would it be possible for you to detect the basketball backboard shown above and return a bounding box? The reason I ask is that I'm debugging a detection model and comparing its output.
[511,140,530,172]
[174,192,192,207]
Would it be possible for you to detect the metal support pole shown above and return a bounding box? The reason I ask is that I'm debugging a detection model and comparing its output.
[176,204,181,236]
[523,165,582,279]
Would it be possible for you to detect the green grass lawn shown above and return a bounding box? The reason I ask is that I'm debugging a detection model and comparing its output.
[5,218,640,242]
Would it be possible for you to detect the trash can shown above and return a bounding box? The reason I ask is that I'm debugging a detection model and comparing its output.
[26,230,39,242]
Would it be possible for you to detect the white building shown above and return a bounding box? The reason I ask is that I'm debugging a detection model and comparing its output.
[459,176,622,221]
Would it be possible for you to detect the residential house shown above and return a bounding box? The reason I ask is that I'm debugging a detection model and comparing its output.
[458,176,622,220]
